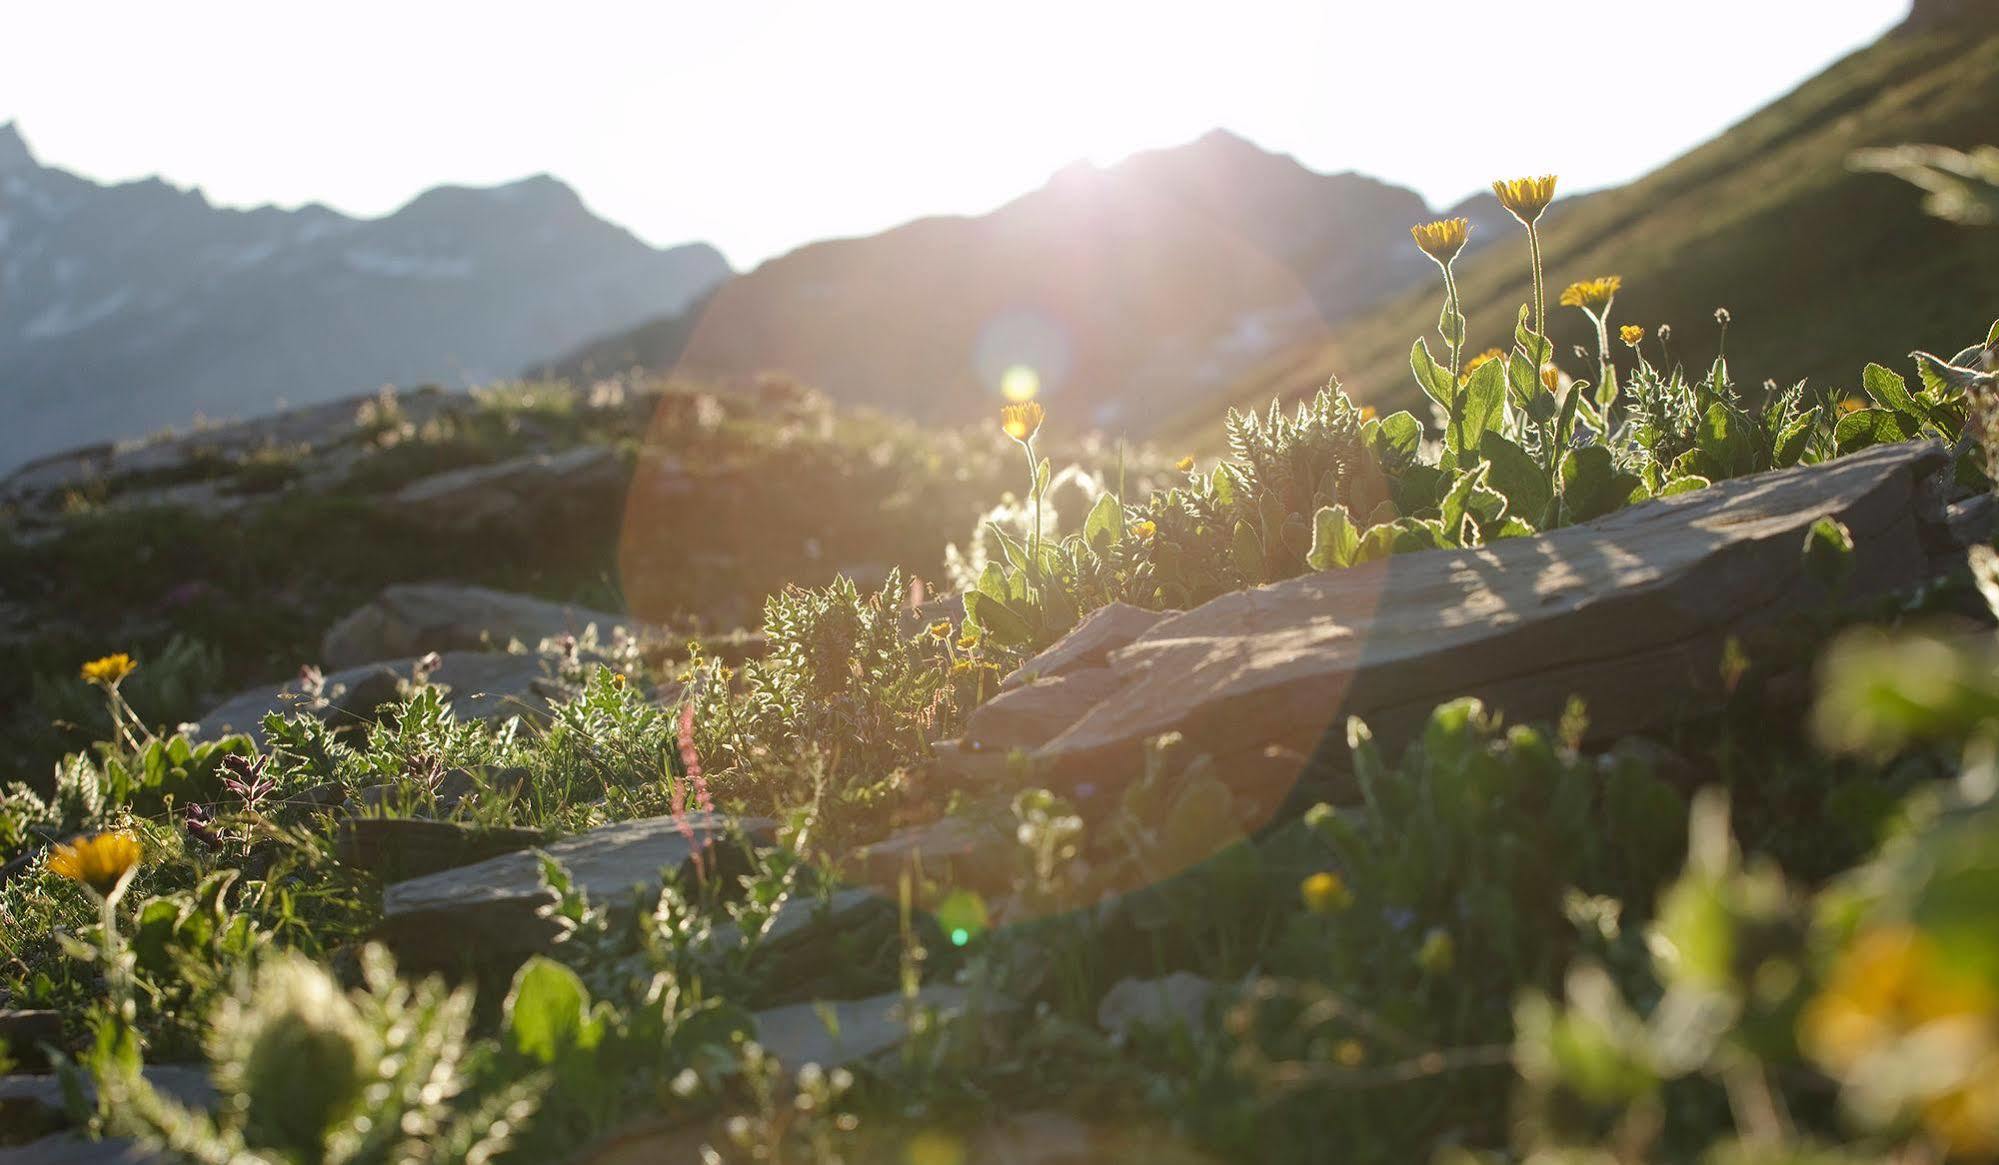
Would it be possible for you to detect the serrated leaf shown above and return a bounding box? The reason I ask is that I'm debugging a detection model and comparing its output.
[1370,410,1424,469]
[1863,362,1920,418]
[1772,414,1814,468]
[1306,504,1360,571]
[1439,463,1490,540]
[1660,475,1711,497]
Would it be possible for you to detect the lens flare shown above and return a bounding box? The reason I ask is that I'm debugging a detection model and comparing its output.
[1000,364,1041,403]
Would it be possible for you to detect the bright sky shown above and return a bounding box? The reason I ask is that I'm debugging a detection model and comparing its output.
[1,0,1909,270]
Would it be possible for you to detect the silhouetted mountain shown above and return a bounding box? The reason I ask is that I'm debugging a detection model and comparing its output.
[0,124,729,471]
[546,131,1480,433]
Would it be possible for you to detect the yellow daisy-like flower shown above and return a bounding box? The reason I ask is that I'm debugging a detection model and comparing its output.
[1001,401,1045,443]
[1131,519,1158,540]
[1559,276,1623,311]
[48,831,143,898]
[1620,325,1646,348]
[1300,871,1352,915]
[1175,455,1196,472]
[1410,217,1472,264]
[1540,366,1564,394]
[1838,396,1866,415]
[1358,405,1377,421]
[81,653,138,686]
[1462,349,1504,382]
[927,619,953,640]
[1492,175,1559,225]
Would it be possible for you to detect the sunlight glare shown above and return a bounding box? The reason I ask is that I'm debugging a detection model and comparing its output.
[1000,365,1041,403]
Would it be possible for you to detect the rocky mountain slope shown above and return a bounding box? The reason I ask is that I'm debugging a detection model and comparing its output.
[546,130,1492,434]
[1180,8,1999,445]
[0,123,729,472]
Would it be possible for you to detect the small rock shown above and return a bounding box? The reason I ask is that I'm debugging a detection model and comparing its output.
[377,813,774,965]
[193,653,555,745]
[334,818,545,881]
[1096,972,1219,1040]
[394,446,622,531]
[846,810,1018,895]
[999,602,1165,691]
[751,986,1007,1069]
[322,583,658,671]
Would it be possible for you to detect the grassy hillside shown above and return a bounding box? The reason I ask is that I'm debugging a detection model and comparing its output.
[1176,20,1999,449]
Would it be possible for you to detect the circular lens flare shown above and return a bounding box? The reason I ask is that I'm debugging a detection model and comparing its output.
[1000,364,1041,403]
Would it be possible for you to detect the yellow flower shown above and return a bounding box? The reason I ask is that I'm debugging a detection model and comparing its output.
[1540,366,1564,394]
[1801,927,1993,1076]
[1410,217,1472,264]
[1838,396,1866,415]
[927,619,953,640]
[1334,1039,1367,1067]
[1358,406,1377,421]
[81,653,137,686]
[1132,519,1158,540]
[1620,324,1646,347]
[1416,928,1456,974]
[1001,401,1045,443]
[1492,175,1559,225]
[1300,871,1352,915]
[1559,276,1623,311]
[1461,349,1504,383]
[1175,455,1196,472]
[48,832,142,898]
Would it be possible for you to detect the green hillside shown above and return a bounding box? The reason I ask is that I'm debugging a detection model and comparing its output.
[1180,18,1999,448]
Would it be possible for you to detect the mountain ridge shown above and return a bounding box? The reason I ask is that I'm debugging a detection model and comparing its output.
[0,122,730,471]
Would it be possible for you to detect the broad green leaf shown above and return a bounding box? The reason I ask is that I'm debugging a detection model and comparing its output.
[975,562,1008,603]
[506,956,602,1064]
[985,521,1029,573]
[1560,445,1624,523]
[1480,431,1551,528]
[1802,516,1855,591]
[1862,362,1920,418]
[1833,407,1916,456]
[1695,402,1757,480]
[1514,303,1552,369]
[1988,318,1999,349]
[1450,358,1506,461]
[1083,492,1124,553]
[1410,338,1455,408]
[965,592,1035,647]
[1306,504,1360,571]
[1659,475,1711,497]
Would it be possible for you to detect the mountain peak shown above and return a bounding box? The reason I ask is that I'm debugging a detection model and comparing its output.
[1904,0,1999,27]
[0,120,36,172]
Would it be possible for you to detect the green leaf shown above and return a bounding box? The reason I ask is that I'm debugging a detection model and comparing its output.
[1306,504,1360,571]
[1833,407,1916,456]
[1480,431,1551,529]
[1561,445,1624,523]
[1862,362,1921,419]
[1083,493,1124,554]
[1439,463,1491,541]
[985,521,1029,573]
[1451,358,1506,461]
[1695,402,1758,479]
[506,956,602,1064]
[1659,475,1711,497]
[1370,410,1424,469]
[1802,516,1855,591]
[1231,520,1264,583]
[1988,318,1999,349]
[965,591,1035,648]
[1772,414,1814,468]
[1410,339,1455,408]
[1514,303,1552,369]
[975,562,1008,603]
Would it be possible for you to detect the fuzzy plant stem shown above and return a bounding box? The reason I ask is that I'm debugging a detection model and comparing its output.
[1443,263,1466,383]
[1022,436,1042,595]
[1527,223,1547,344]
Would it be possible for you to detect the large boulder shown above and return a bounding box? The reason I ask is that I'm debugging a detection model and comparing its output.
[1029,440,1954,787]
[322,583,659,670]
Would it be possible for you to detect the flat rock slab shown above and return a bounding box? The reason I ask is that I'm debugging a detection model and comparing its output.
[751,985,1005,1069]
[378,812,774,964]
[193,652,554,745]
[1027,440,1950,784]
[1000,602,1165,691]
[322,582,660,670]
